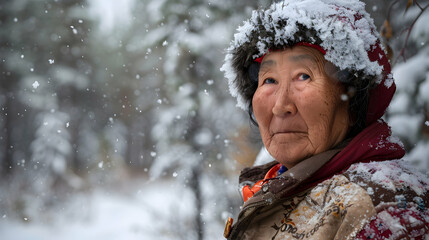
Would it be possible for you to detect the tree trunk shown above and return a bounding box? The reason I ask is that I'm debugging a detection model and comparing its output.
[190,164,203,240]
[1,93,14,176]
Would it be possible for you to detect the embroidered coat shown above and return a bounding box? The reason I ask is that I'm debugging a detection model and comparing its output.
[225,157,429,240]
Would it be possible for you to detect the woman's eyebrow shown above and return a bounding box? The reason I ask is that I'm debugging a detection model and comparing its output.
[260,59,276,71]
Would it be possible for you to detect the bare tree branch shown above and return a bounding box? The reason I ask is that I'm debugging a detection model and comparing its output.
[395,1,429,64]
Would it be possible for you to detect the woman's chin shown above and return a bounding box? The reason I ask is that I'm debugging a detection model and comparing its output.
[268,148,310,169]
[266,138,312,166]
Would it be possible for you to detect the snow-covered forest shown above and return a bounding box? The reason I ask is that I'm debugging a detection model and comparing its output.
[0,0,428,239]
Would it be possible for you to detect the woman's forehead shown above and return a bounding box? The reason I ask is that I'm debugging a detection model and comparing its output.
[260,48,321,70]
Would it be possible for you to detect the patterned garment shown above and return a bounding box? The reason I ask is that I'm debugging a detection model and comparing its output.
[225,160,428,240]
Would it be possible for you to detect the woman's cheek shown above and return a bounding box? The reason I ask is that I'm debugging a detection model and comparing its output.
[253,88,268,110]
[252,91,263,120]
[253,89,273,125]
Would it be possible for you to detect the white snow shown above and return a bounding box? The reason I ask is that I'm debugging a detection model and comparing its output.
[0,179,195,240]
[388,114,422,144]
[31,111,72,175]
[384,73,394,88]
[32,81,40,89]
[377,210,406,233]
[411,11,429,44]
[392,46,429,94]
[388,92,410,114]
[406,141,429,171]
[89,0,134,33]
[194,128,214,146]
[347,160,429,195]
[418,72,429,104]
[50,66,89,90]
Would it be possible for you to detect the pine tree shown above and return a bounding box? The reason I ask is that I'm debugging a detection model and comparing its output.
[0,0,94,218]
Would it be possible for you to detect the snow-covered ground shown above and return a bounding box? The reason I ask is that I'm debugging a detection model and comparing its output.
[0,179,197,240]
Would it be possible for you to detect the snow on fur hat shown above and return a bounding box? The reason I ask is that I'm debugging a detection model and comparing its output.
[220,0,396,125]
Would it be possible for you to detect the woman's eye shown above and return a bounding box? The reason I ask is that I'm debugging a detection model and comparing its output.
[262,78,276,84]
[297,74,310,81]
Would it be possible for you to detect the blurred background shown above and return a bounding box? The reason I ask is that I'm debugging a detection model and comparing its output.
[0,0,428,239]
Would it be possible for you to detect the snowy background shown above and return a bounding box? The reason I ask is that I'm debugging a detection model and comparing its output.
[0,0,428,239]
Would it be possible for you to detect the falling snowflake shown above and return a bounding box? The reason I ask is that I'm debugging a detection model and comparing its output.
[32,81,40,89]
[70,25,78,35]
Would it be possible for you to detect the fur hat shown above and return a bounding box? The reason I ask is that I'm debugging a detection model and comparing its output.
[221,0,396,126]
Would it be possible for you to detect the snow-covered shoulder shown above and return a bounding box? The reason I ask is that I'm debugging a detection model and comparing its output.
[345,160,429,196]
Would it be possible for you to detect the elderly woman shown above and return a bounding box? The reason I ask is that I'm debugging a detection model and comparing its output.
[221,0,429,239]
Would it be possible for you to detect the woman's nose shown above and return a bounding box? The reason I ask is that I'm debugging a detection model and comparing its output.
[272,85,297,116]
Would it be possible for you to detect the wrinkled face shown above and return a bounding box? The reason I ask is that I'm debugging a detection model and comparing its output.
[252,47,350,169]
